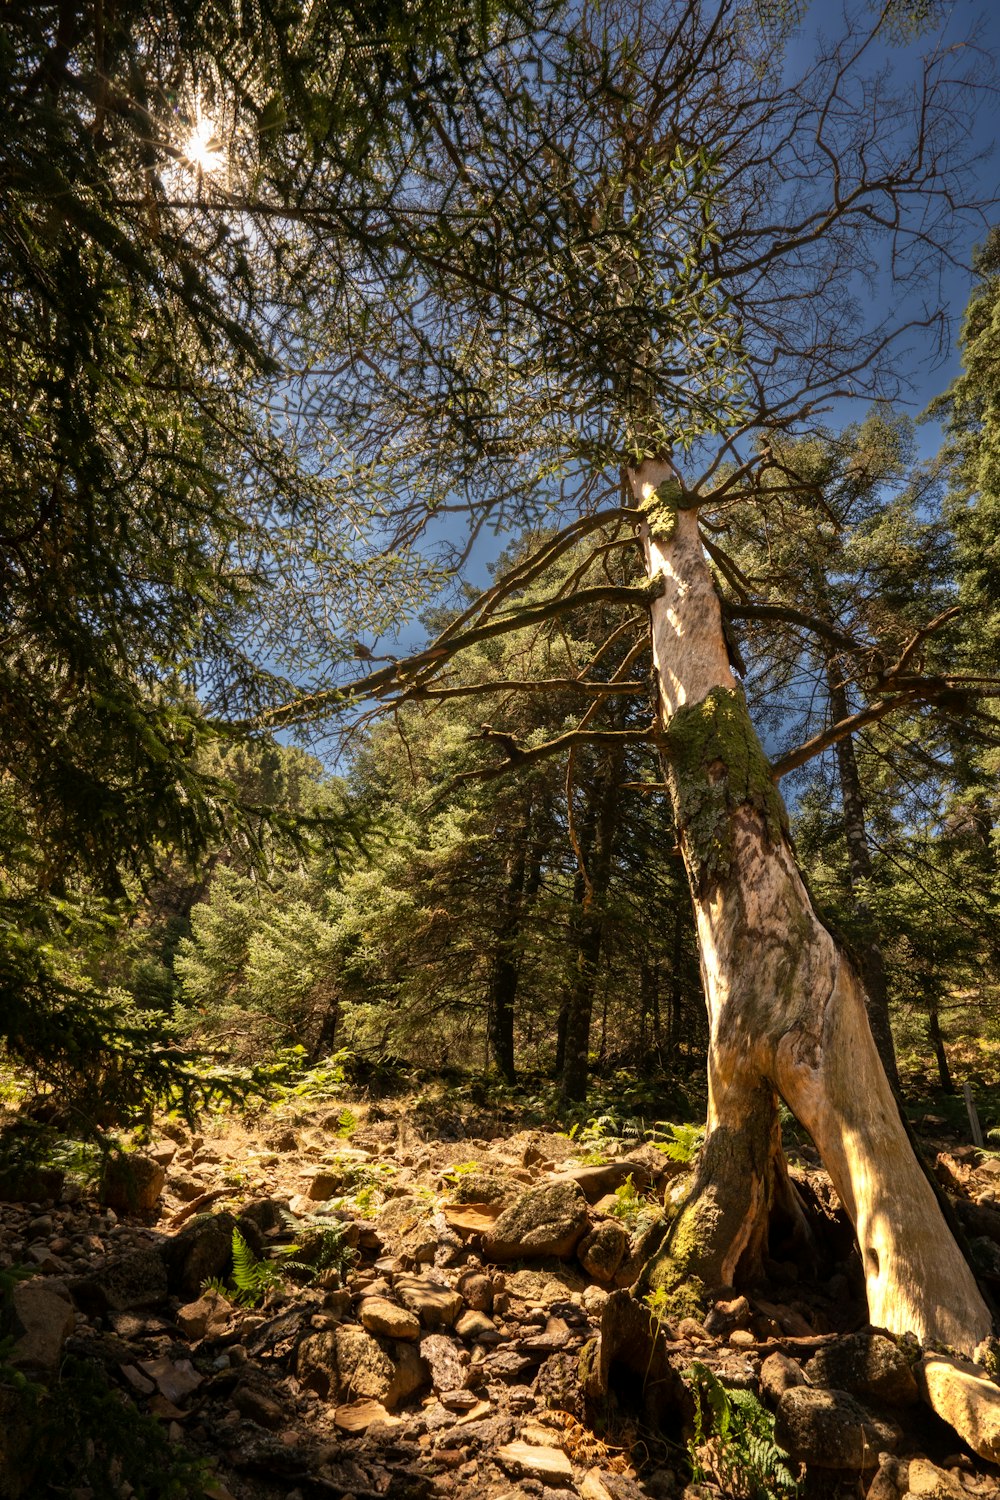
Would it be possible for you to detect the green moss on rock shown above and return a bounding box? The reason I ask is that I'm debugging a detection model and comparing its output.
[665,686,787,887]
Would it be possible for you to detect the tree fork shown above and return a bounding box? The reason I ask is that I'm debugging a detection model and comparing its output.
[628,458,992,1355]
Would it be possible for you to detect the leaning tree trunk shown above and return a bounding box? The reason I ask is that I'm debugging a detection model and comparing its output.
[629,458,991,1355]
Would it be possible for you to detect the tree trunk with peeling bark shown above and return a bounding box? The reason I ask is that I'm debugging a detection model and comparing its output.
[628,457,992,1355]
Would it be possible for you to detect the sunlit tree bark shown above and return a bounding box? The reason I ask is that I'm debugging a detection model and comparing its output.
[630,458,992,1354]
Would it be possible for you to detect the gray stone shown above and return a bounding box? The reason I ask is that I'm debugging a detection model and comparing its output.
[485,1181,590,1262]
[577,1222,629,1283]
[905,1456,966,1499]
[176,1289,231,1340]
[804,1333,919,1407]
[548,1162,653,1203]
[775,1386,901,1470]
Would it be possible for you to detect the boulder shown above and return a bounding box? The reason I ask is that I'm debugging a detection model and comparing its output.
[100,1153,166,1213]
[775,1386,901,1470]
[613,1212,669,1290]
[549,1162,652,1203]
[0,1165,63,1202]
[484,1181,590,1262]
[804,1333,919,1407]
[5,1281,75,1377]
[90,1248,169,1312]
[375,1196,438,1263]
[577,1222,629,1283]
[919,1352,1000,1463]
[160,1209,237,1297]
[301,1324,426,1408]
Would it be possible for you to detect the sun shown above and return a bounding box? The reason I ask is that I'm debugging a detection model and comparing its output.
[185,114,225,175]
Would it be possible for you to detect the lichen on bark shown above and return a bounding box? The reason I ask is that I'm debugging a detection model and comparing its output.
[640,476,693,543]
[664,686,787,888]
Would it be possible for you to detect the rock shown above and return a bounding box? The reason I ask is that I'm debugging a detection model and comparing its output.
[421,1331,468,1393]
[455,1309,501,1343]
[759,1352,806,1408]
[395,1273,463,1328]
[905,1457,966,1499]
[443,1169,524,1205]
[359,1296,421,1342]
[613,1213,668,1289]
[160,1210,237,1298]
[296,1330,340,1396]
[90,1247,169,1312]
[577,1222,629,1283]
[458,1271,494,1311]
[5,1281,75,1376]
[703,1295,750,1336]
[774,1386,901,1470]
[99,1153,166,1212]
[677,1317,714,1346]
[485,1182,590,1262]
[298,1324,426,1408]
[804,1333,919,1407]
[867,1453,911,1500]
[307,1170,344,1201]
[0,1164,64,1202]
[168,1170,208,1202]
[919,1352,1000,1463]
[176,1289,232,1340]
[232,1382,286,1429]
[548,1162,652,1203]
[583,1285,609,1318]
[376,1196,438,1262]
[496,1441,574,1482]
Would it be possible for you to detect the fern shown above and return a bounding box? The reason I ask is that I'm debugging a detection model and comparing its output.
[652,1121,705,1163]
[229,1227,285,1306]
[688,1361,798,1500]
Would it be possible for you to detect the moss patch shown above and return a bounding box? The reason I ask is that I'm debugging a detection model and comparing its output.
[641,477,695,544]
[665,686,787,888]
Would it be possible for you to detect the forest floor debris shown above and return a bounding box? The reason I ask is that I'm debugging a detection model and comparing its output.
[3,1093,1000,1499]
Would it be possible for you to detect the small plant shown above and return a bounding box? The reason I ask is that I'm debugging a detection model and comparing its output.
[688,1360,798,1500]
[205,1226,287,1307]
[334,1107,358,1138]
[441,1160,482,1184]
[607,1173,650,1223]
[652,1120,705,1163]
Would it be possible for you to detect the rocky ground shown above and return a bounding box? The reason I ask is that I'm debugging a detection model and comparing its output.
[4,1095,1000,1500]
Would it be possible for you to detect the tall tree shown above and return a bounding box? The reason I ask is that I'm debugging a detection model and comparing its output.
[262,1,1000,1354]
